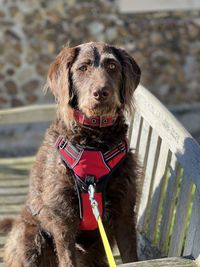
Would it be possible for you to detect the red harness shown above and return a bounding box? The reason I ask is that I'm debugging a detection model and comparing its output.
[56,136,129,230]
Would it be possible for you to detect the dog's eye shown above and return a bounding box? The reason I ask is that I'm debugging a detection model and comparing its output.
[79,65,87,71]
[107,63,116,70]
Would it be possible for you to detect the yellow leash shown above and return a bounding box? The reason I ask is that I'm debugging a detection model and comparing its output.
[88,185,116,267]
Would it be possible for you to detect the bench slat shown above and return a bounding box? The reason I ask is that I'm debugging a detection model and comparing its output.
[117,257,198,267]
[0,195,26,205]
[0,236,7,248]
[0,104,55,125]
[0,174,28,181]
[136,124,152,226]
[168,174,194,256]
[184,190,200,259]
[128,113,135,141]
[137,119,150,165]
[134,86,200,192]
[0,204,24,214]
[135,117,143,154]
[0,187,28,195]
[148,142,170,244]
[137,130,160,231]
[159,155,181,254]
[0,179,28,187]
[130,111,141,150]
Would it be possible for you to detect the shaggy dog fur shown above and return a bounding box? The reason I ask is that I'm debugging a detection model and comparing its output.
[2,42,141,267]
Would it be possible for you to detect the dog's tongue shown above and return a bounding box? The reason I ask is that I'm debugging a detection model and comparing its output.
[73,109,118,128]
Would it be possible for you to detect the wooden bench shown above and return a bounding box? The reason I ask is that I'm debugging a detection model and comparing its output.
[0,85,200,267]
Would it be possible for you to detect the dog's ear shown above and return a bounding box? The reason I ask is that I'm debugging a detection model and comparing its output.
[111,47,141,112]
[45,47,79,105]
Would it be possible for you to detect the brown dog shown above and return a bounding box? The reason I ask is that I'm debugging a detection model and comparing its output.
[3,42,141,267]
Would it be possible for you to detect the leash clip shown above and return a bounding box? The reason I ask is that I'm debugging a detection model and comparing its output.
[88,185,116,267]
[88,184,100,220]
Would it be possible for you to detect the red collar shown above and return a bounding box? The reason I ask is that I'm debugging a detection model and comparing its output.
[73,109,118,127]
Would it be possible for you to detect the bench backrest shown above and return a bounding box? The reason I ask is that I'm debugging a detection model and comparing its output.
[0,85,200,261]
[131,85,200,261]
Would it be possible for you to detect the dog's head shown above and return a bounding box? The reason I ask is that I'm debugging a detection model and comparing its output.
[46,42,141,123]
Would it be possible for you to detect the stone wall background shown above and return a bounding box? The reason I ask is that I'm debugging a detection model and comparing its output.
[0,0,200,155]
[1,0,200,107]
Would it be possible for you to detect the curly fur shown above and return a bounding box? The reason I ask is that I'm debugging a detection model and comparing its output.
[3,42,141,267]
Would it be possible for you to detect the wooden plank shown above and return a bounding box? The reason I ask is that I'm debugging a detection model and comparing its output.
[196,256,200,267]
[0,104,56,125]
[138,232,162,261]
[128,112,135,142]
[118,0,200,13]
[135,117,143,155]
[0,157,33,185]
[142,126,152,174]
[117,257,197,267]
[136,126,152,229]
[0,235,7,247]
[184,190,200,259]
[0,173,28,180]
[134,86,200,193]
[159,156,181,255]
[119,0,200,14]
[0,179,28,187]
[0,214,18,220]
[0,195,26,205]
[0,247,4,260]
[0,187,28,196]
[0,204,23,214]
[130,111,141,150]
[137,130,160,231]
[0,156,35,165]
[168,174,194,257]
[137,119,150,166]
[148,142,170,244]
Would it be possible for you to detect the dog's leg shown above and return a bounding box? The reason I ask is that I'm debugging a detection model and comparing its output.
[76,240,109,267]
[51,226,77,267]
[35,200,78,266]
[4,220,40,267]
[4,220,38,267]
[75,229,114,267]
[4,219,57,267]
[113,216,138,263]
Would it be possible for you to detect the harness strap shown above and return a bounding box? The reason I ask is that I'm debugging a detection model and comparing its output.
[56,136,128,168]
[55,136,129,230]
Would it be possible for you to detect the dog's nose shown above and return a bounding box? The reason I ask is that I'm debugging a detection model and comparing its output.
[93,87,109,101]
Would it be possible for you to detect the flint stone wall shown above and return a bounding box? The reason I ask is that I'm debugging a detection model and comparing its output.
[0,0,200,108]
[0,0,199,155]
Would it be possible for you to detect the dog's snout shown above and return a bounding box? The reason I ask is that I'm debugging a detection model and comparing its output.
[93,87,110,101]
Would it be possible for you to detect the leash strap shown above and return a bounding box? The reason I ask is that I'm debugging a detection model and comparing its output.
[88,185,116,267]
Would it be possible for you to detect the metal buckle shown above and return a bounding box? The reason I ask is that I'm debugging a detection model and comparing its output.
[100,116,108,127]
[59,138,68,149]
[85,175,96,186]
